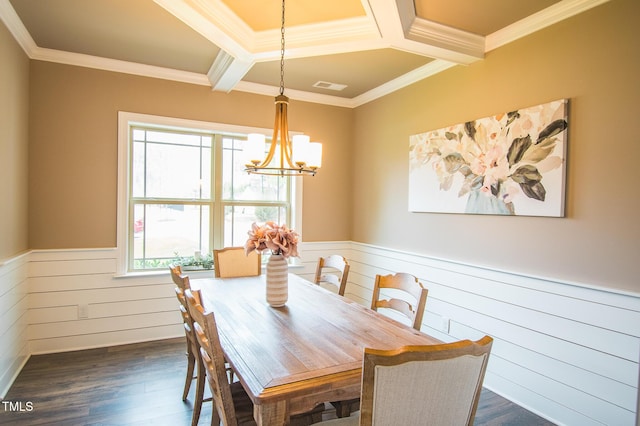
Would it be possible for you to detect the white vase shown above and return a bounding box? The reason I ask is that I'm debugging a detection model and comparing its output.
[266,254,288,307]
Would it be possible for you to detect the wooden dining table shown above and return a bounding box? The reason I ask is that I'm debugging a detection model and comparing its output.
[191,273,441,425]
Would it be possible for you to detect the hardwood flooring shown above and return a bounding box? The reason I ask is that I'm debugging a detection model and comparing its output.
[0,338,555,425]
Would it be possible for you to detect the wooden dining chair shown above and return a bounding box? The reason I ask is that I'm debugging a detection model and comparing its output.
[184,289,325,426]
[169,266,207,426]
[370,272,428,330]
[213,247,261,278]
[314,255,350,296]
[318,336,494,426]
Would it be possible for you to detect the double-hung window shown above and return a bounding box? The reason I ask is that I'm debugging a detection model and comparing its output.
[117,112,299,274]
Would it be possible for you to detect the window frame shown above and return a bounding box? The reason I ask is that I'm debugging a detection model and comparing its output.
[116,111,303,276]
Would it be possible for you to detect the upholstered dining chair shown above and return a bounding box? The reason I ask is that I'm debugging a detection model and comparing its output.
[318,336,494,426]
[370,272,428,330]
[184,289,325,425]
[213,247,261,278]
[314,255,350,296]
[169,265,207,426]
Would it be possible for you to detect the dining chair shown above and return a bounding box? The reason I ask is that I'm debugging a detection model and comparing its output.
[184,288,325,425]
[314,255,350,296]
[370,272,428,330]
[213,247,261,278]
[169,266,207,426]
[318,336,494,425]
[169,264,185,288]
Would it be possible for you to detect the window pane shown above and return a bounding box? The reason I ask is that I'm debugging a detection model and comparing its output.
[145,144,209,199]
[133,204,210,268]
[222,137,288,201]
[224,205,286,247]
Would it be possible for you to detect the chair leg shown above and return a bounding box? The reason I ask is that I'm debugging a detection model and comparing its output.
[332,398,359,418]
[191,357,206,426]
[182,350,196,401]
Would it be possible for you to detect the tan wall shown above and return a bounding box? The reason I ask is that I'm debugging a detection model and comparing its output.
[0,21,29,259]
[351,0,640,292]
[28,63,353,248]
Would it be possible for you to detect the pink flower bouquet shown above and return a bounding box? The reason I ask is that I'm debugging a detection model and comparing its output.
[244,222,300,259]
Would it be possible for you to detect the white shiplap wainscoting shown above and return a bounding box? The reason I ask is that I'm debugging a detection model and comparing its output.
[0,243,638,425]
[27,248,185,354]
[0,252,29,398]
[299,242,639,426]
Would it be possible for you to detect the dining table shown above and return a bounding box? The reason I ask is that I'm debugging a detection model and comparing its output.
[191,273,441,425]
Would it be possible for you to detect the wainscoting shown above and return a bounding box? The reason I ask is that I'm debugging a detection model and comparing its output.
[0,243,638,425]
[0,252,29,400]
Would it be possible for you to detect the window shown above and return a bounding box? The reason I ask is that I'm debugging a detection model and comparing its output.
[117,112,301,274]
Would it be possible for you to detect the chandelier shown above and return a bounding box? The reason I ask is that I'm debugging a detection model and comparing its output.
[244,0,322,176]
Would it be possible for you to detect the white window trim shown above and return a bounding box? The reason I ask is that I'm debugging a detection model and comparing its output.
[116,111,303,276]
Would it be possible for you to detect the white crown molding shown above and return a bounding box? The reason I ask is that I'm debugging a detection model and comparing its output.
[351,59,457,107]
[485,0,612,51]
[234,81,357,108]
[407,18,485,60]
[0,0,37,54]
[252,16,380,56]
[153,0,251,60]
[32,47,210,86]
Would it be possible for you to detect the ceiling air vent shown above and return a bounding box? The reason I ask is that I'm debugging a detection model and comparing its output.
[313,81,347,91]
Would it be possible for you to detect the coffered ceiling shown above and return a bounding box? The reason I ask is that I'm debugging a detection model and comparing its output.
[1,0,609,107]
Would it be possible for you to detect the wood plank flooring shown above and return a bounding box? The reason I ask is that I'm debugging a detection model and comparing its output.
[0,338,556,425]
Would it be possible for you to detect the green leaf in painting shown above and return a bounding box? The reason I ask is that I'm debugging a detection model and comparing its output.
[511,164,542,184]
[445,131,458,140]
[507,135,532,167]
[443,153,467,174]
[464,121,476,140]
[520,137,557,164]
[536,119,567,144]
[521,181,546,201]
[506,111,520,126]
[511,165,546,201]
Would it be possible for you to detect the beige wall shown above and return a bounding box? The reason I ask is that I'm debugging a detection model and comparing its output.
[0,21,29,260]
[27,63,353,248]
[351,0,640,292]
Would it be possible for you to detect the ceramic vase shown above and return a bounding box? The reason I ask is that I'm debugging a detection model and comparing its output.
[266,254,288,307]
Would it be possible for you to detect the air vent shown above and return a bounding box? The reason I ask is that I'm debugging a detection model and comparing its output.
[313,81,348,91]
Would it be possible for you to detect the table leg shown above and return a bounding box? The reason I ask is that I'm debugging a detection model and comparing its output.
[254,400,288,425]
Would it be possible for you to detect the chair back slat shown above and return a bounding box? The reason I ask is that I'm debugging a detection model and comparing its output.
[371,273,428,330]
[314,255,350,296]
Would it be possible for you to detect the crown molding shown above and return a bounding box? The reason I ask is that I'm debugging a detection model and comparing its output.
[234,81,357,108]
[351,59,457,107]
[32,47,210,86]
[486,0,612,51]
[0,0,36,54]
[153,0,250,59]
[252,16,380,56]
[407,17,484,61]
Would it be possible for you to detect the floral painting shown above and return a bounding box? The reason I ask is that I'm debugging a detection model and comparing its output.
[409,99,568,217]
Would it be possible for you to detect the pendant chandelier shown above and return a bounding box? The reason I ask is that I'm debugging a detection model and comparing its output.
[244,0,322,176]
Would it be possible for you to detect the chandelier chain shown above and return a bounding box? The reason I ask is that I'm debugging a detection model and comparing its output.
[279,0,286,95]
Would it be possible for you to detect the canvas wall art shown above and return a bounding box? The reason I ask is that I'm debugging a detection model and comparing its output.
[409,99,568,217]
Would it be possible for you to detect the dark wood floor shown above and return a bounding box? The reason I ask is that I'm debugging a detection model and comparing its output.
[0,338,555,425]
